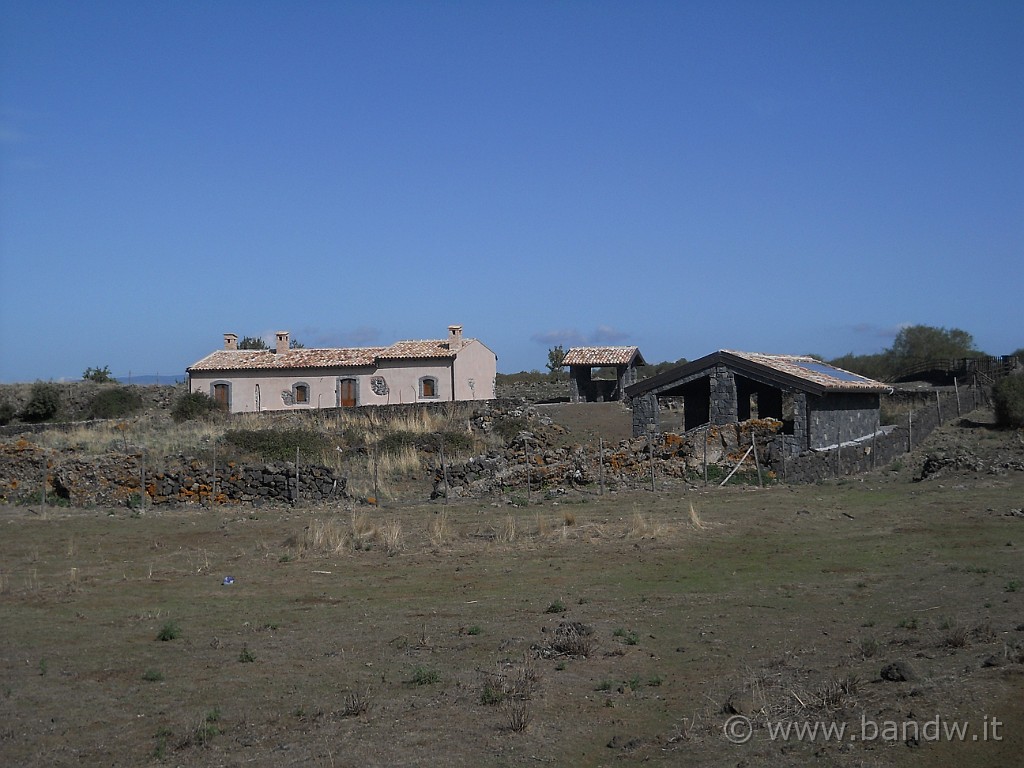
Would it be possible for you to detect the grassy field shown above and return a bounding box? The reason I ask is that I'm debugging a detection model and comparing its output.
[1,414,1022,767]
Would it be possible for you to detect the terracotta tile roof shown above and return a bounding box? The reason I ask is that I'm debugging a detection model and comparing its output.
[188,336,485,372]
[376,339,458,360]
[188,347,384,372]
[562,346,644,367]
[723,350,888,391]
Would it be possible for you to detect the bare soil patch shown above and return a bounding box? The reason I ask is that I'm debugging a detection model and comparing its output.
[534,401,635,446]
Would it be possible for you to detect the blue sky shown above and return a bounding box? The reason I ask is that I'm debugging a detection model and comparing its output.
[1,1,1021,381]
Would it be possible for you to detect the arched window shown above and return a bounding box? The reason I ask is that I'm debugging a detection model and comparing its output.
[419,376,438,399]
[293,382,310,405]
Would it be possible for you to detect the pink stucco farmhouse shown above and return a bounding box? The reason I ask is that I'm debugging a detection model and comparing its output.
[186,325,496,413]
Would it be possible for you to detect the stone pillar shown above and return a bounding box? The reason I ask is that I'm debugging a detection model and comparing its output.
[792,392,809,451]
[709,365,737,424]
[570,367,592,403]
[631,393,660,436]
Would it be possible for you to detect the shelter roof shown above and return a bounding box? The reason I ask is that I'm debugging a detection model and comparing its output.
[561,346,646,367]
[625,350,889,398]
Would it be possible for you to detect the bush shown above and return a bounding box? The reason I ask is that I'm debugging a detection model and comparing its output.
[171,391,221,423]
[222,429,331,462]
[20,382,61,423]
[992,375,1024,428]
[88,387,143,419]
[493,416,528,443]
[0,399,15,426]
[155,621,180,641]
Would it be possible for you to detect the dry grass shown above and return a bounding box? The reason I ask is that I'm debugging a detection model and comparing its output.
[30,414,223,458]
[688,501,706,530]
[302,518,350,555]
[497,515,516,543]
[377,519,404,556]
[428,509,453,548]
[625,509,667,539]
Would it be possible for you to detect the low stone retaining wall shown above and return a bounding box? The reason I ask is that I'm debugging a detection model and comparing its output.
[0,441,345,508]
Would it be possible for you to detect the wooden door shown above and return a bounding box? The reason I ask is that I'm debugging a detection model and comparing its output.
[213,383,229,410]
[338,378,357,407]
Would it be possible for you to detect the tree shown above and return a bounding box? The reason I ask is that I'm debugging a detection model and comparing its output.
[20,382,61,423]
[890,325,979,364]
[828,352,892,382]
[83,365,116,383]
[237,336,305,349]
[545,345,566,378]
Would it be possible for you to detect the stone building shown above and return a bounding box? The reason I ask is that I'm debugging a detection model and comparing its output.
[624,350,889,451]
[562,346,646,403]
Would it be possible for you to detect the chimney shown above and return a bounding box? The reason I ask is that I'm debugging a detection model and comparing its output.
[224,333,238,350]
[448,324,464,352]
[275,331,290,355]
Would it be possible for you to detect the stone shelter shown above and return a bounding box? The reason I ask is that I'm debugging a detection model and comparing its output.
[624,350,889,451]
[562,346,646,403]
[186,325,496,413]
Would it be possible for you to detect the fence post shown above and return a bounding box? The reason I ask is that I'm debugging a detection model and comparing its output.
[954,377,961,417]
[908,409,913,452]
[525,437,532,504]
[703,425,709,486]
[935,390,942,424]
[750,425,763,487]
[647,429,656,492]
[598,438,604,496]
[439,436,450,505]
[835,423,841,478]
[871,416,878,471]
[372,446,379,506]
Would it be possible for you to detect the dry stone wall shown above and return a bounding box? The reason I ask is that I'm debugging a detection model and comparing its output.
[0,440,345,508]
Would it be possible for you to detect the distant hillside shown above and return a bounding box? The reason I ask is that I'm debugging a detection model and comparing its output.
[113,374,185,385]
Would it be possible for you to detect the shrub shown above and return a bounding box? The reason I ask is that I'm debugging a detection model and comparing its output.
[156,621,181,641]
[20,382,61,423]
[0,399,15,426]
[339,686,371,717]
[376,430,419,456]
[171,391,221,422]
[88,387,143,419]
[992,375,1024,428]
[222,429,331,462]
[493,417,529,443]
[409,666,440,685]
